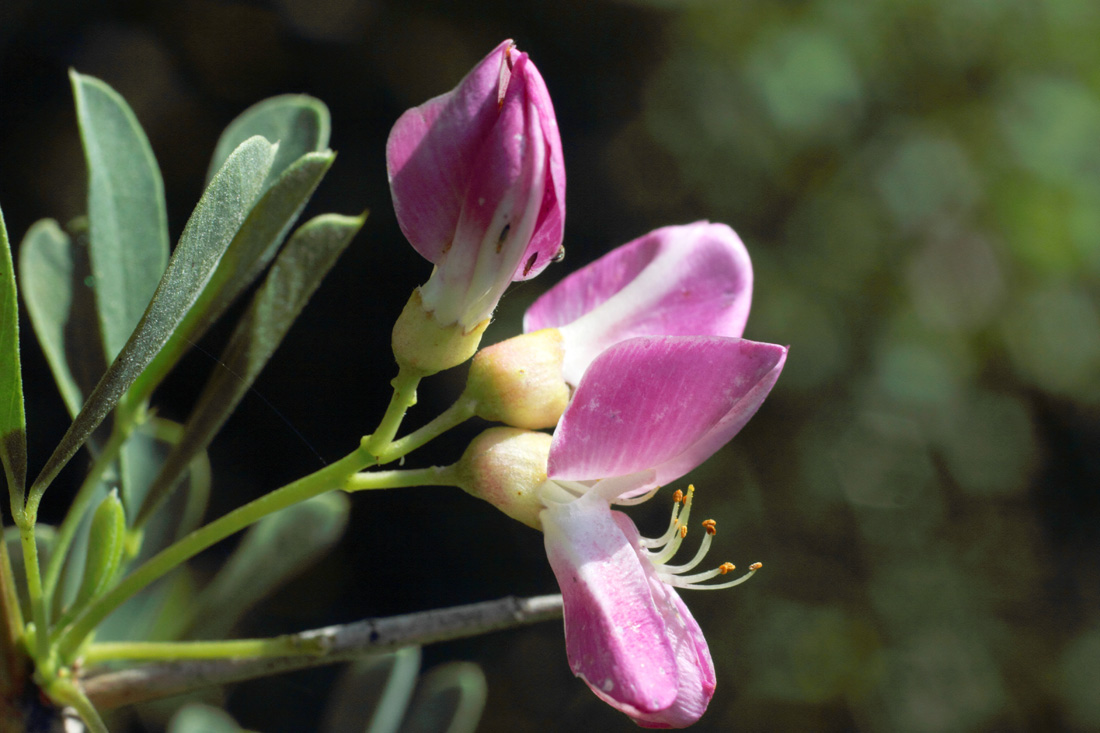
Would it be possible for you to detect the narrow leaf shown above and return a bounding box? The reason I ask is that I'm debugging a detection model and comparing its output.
[0,205,27,508]
[19,219,106,418]
[126,151,336,411]
[123,421,210,562]
[187,493,350,639]
[399,662,488,733]
[322,648,423,733]
[138,211,364,523]
[207,94,331,188]
[168,704,243,733]
[28,137,277,507]
[71,70,170,361]
[95,565,196,643]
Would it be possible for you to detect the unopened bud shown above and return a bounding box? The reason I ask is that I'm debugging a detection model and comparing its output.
[392,289,489,376]
[74,489,126,607]
[456,427,551,529]
[466,329,569,429]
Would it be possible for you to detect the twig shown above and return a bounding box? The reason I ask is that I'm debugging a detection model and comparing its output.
[80,593,564,710]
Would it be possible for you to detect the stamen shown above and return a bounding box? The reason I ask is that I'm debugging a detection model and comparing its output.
[645,486,696,562]
[639,493,686,549]
[656,525,714,574]
[689,563,761,590]
[614,484,661,506]
[638,484,763,591]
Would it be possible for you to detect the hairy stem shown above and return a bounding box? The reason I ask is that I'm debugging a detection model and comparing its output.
[14,514,50,670]
[0,514,26,694]
[81,594,564,710]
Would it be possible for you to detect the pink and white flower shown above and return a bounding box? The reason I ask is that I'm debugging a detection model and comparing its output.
[387,40,565,330]
[524,221,753,385]
[540,335,786,727]
[459,219,784,726]
[464,221,753,429]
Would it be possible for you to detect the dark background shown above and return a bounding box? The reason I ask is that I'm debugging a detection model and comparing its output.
[3,0,1100,731]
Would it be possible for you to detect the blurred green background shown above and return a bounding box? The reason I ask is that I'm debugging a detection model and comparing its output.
[2,0,1099,730]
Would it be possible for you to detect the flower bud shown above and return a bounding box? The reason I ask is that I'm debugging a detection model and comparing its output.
[456,427,551,529]
[392,289,490,375]
[387,40,566,330]
[74,489,126,608]
[465,329,570,429]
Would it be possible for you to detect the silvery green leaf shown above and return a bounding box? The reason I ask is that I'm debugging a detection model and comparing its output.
[28,136,276,504]
[18,219,105,420]
[399,662,488,733]
[125,151,336,423]
[71,71,169,361]
[138,210,363,523]
[167,703,243,733]
[0,205,26,507]
[186,492,350,639]
[322,647,422,733]
[207,94,331,190]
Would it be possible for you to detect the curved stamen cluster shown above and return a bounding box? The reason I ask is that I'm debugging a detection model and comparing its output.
[640,485,761,591]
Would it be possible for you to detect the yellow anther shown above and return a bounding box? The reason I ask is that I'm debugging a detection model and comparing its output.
[718,562,736,575]
[687,483,695,495]
[701,519,717,535]
[749,562,763,571]
[672,489,684,504]
[679,525,688,539]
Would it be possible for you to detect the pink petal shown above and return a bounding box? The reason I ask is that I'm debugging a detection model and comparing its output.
[524,222,752,384]
[613,512,716,728]
[420,55,548,325]
[510,58,566,282]
[387,40,514,263]
[541,494,680,717]
[548,336,787,492]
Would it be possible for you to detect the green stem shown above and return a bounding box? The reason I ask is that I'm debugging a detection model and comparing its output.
[83,635,328,664]
[14,514,50,671]
[41,425,128,606]
[54,445,374,662]
[345,464,460,492]
[374,395,477,464]
[46,678,108,733]
[365,368,421,459]
[0,513,26,694]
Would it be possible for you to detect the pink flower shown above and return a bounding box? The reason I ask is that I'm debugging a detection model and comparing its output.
[524,221,752,385]
[539,335,786,727]
[458,219,783,725]
[387,40,565,329]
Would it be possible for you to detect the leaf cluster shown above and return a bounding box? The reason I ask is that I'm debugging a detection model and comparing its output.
[0,72,365,722]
